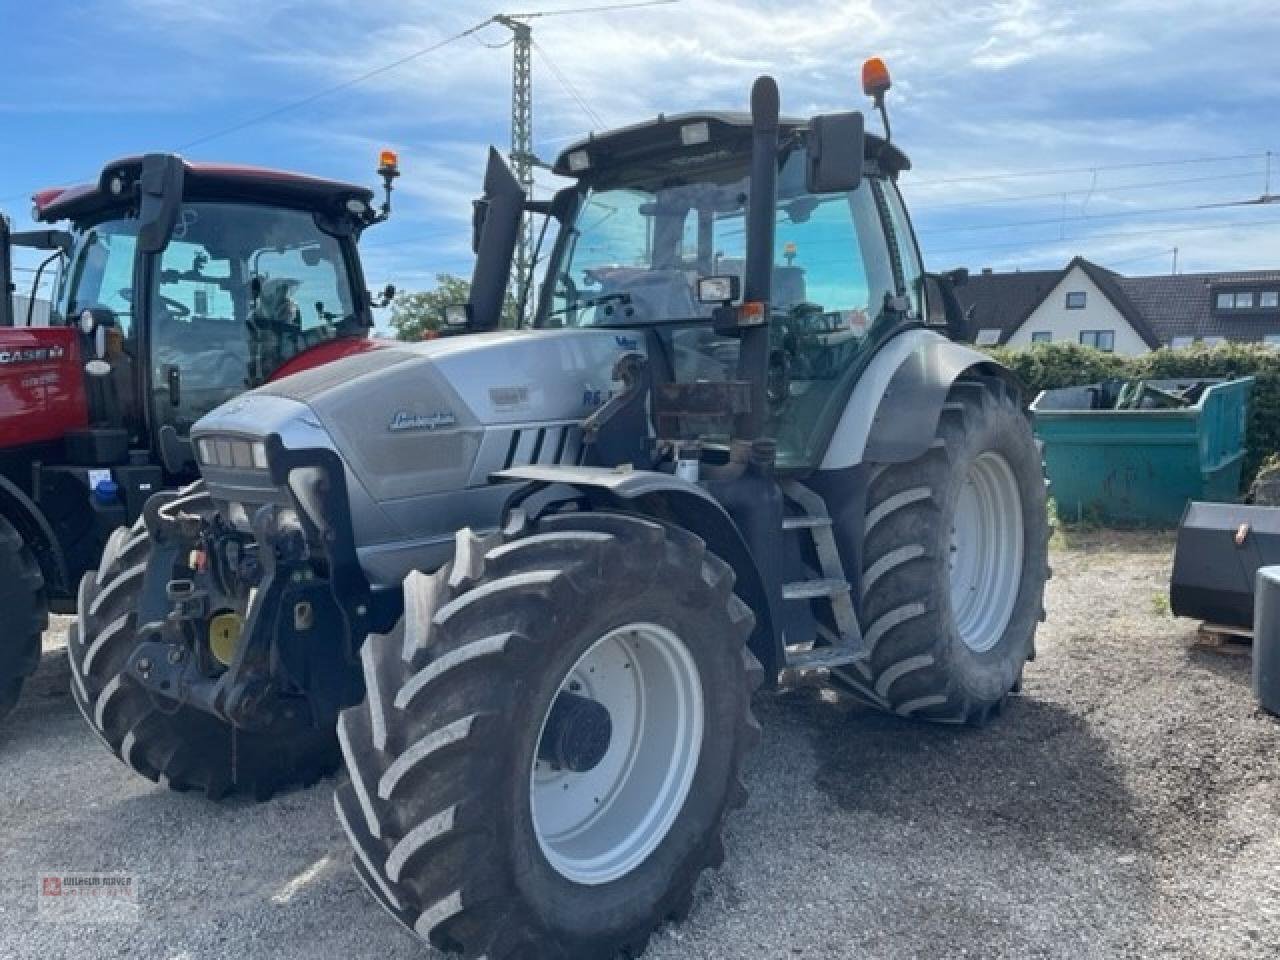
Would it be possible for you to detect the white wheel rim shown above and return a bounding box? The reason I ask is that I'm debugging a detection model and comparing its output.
[531,622,703,886]
[949,451,1024,653]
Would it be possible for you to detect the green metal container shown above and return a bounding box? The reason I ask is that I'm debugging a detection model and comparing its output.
[1031,377,1255,527]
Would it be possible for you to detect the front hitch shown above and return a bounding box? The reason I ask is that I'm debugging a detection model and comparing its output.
[128,442,378,732]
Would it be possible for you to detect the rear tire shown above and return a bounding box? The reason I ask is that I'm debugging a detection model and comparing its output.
[0,514,47,723]
[68,483,339,800]
[837,376,1049,724]
[336,513,761,959]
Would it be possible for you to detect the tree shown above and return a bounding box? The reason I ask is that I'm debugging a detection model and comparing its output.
[389,273,520,341]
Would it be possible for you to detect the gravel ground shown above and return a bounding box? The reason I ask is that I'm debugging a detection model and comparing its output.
[2,529,1278,959]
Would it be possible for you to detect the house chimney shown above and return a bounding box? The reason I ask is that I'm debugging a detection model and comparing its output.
[982,267,994,275]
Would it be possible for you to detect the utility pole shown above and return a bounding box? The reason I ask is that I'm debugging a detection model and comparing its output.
[1172,246,1178,275]
[493,14,535,323]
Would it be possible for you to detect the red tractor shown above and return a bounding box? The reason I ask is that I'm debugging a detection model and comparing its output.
[0,152,397,722]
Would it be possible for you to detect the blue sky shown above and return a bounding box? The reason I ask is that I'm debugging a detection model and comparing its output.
[4,0,1280,313]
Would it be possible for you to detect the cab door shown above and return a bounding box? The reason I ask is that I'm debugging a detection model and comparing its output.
[763,167,901,469]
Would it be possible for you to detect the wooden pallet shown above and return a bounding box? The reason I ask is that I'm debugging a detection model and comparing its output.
[1194,622,1253,655]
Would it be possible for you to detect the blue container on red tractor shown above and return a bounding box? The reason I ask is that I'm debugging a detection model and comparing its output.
[1031,377,1255,527]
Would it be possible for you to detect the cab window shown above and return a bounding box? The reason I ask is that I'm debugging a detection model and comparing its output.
[58,220,138,335]
[765,163,897,466]
[880,180,925,319]
[150,203,358,433]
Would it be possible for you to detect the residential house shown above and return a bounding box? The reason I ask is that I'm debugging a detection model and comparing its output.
[956,256,1280,354]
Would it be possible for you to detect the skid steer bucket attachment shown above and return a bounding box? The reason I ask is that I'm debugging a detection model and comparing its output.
[1170,501,1280,629]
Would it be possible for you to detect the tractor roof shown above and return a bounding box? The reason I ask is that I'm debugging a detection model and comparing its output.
[33,155,375,224]
[552,110,909,183]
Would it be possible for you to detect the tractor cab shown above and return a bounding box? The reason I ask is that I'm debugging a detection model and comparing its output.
[460,72,965,471]
[532,110,918,469]
[0,152,396,616]
[30,153,396,472]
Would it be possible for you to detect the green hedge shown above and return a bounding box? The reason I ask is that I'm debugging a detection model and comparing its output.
[988,341,1280,488]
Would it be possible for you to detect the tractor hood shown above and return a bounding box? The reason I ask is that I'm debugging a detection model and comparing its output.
[191,328,641,584]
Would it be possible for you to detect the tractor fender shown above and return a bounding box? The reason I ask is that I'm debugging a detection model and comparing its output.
[821,328,1023,470]
[494,465,782,682]
[0,473,68,600]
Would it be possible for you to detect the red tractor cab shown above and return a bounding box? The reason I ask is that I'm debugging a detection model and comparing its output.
[0,153,395,720]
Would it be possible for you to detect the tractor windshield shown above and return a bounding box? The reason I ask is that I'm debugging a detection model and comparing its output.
[56,203,363,439]
[541,150,895,333]
[150,202,361,433]
[539,148,903,467]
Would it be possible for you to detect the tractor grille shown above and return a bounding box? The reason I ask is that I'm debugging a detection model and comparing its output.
[501,424,586,469]
[467,422,586,487]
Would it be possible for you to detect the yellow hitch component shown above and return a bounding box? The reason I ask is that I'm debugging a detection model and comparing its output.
[208,611,244,667]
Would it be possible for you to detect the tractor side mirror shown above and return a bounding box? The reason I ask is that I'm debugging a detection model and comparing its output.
[806,112,864,194]
[135,154,186,254]
[371,284,396,308]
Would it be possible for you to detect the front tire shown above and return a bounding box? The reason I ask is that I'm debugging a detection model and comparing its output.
[68,483,340,800]
[0,515,47,723]
[336,512,761,959]
[837,376,1050,724]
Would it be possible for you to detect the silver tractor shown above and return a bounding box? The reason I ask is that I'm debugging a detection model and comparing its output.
[74,66,1048,958]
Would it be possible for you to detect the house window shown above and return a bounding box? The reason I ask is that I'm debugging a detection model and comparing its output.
[1080,330,1115,352]
[1065,291,1087,309]
[1170,336,1194,349]
[1030,331,1052,344]
[1216,292,1235,310]
[1261,291,1279,309]
[1235,292,1255,309]
[975,328,1002,346]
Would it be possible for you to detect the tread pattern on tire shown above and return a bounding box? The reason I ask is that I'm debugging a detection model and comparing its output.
[67,481,340,800]
[846,376,1050,725]
[0,514,48,722]
[336,513,762,959]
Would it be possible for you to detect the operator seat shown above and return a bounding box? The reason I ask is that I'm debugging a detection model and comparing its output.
[248,277,303,381]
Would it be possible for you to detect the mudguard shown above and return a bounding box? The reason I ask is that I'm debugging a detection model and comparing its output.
[494,464,783,681]
[0,474,68,600]
[821,328,1022,470]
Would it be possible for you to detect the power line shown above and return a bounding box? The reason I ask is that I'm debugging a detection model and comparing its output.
[532,39,605,129]
[0,17,501,205]
[916,197,1270,236]
[502,0,677,19]
[924,215,1280,258]
[175,19,496,150]
[909,151,1273,188]
[911,171,1265,213]
[1102,248,1178,270]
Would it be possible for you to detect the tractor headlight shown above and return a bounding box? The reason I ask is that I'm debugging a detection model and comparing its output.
[680,121,711,146]
[196,435,270,471]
